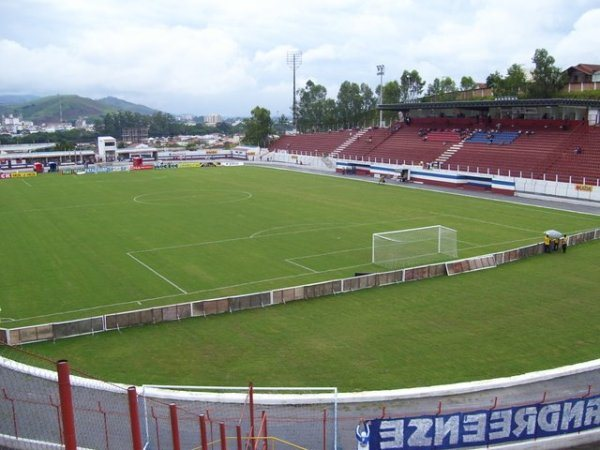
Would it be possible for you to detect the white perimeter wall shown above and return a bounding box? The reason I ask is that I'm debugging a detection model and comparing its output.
[269,151,600,203]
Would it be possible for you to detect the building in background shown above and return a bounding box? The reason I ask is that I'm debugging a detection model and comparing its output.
[204,114,223,127]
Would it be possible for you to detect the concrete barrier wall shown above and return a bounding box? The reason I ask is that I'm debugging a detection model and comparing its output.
[268,151,600,201]
[2,229,598,345]
[404,263,446,281]
[377,269,404,286]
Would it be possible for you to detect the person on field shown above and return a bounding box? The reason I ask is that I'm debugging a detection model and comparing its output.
[356,420,371,450]
[560,234,568,253]
[543,234,551,253]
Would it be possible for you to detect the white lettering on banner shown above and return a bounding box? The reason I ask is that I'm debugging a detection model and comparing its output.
[369,395,600,449]
[489,410,511,440]
[538,404,560,432]
[562,400,584,429]
[434,416,459,446]
[462,414,486,443]
[407,418,432,446]
[585,398,600,426]
[512,406,537,438]
[379,420,403,449]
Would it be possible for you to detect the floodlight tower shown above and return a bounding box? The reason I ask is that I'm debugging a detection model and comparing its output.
[377,64,385,127]
[287,51,302,130]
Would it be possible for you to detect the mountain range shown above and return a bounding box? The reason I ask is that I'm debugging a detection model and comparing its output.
[0,94,158,124]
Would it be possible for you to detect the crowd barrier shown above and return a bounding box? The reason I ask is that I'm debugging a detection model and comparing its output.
[1,350,599,449]
[1,229,598,346]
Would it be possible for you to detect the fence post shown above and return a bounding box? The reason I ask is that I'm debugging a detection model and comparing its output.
[261,411,268,450]
[200,414,209,450]
[170,403,181,450]
[249,382,255,444]
[322,409,327,450]
[127,386,143,450]
[56,360,77,450]
[236,425,242,450]
[220,422,227,450]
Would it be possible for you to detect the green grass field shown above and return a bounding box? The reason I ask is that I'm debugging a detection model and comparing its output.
[1,165,599,391]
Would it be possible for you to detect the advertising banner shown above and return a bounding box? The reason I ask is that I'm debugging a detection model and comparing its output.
[178,162,202,168]
[85,166,129,174]
[10,172,37,178]
[131,164,154,171]
[365,395,600,449]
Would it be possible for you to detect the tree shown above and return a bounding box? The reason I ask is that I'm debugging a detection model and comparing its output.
[336,81,363,128]
[321,98,339,131]
[486,71,504,92]
[296,80,329,132]
[379,80,400,104]
[460,76,477,91]
[440,77,457,96]
[529,48,567,98]
[504,64,528,97]
[360,83,378,126]
[243,106,273,148]
[272,114,292,135]
[400,70,426,102]
[149,111,180,136]
[426,76,457,101]
[378,80,402,126]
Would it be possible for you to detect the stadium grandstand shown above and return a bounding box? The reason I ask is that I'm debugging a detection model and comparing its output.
[269,98,600,186]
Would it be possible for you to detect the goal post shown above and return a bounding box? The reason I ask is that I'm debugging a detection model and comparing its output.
[372,225,458,269]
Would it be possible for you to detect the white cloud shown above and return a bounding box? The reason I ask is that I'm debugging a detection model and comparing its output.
[0,0,598,116]
[554,8,600,67]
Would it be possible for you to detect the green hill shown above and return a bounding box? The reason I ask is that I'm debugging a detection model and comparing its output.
[97,96,157,115]
[0,94,158,123]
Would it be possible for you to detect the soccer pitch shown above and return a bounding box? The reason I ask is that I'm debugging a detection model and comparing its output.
[2,164,600,390]
[1,165,599,328]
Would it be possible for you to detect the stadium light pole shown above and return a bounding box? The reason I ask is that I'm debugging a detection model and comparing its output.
[287,51,302,131]
[377,64,385,128]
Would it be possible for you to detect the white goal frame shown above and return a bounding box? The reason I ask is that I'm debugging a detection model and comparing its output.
[372,225,458,269]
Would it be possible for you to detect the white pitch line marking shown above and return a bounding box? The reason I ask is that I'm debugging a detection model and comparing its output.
[285,258,318,273]
[21,179,33,187]
[132,189,253,205]
[131,216,435,255]
[5,231,565,325]
[127,252,188,294]
[285,245,371,273]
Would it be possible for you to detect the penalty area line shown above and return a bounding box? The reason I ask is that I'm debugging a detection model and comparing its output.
[126,252,188,294]
[285,258,318,273]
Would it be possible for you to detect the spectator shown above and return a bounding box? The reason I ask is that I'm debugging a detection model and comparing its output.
[560,235,568,253]
[543,234,551,253]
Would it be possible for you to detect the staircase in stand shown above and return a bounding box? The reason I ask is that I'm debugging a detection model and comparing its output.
[329,129,367,158]
[434,141,464,165]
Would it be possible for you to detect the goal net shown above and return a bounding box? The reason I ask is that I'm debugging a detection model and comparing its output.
[372,225,458,269]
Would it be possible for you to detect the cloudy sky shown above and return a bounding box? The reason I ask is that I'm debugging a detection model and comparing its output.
[0,0,598,117]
